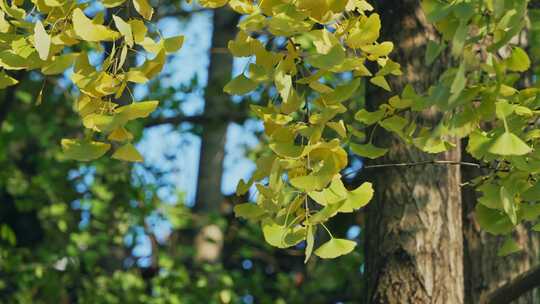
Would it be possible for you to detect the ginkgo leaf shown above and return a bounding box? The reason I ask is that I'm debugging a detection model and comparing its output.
[500,186,517,225]
[262,219,305,248]
[308,177,373,212]
[112,143,144,162]
[346,13,380,48]
[488,132,532,156]
[108,127,133,142]
[72,8,120,42]
[133,0,154,20]
[42,53,77,75]
[61,139,110,161]
[164,36,184,53]
[34,20,50,60]
[475,203,514,235]
[314,238,356,259]
[360,41,393,58]
[370,76,390,91]
[233,203,265,220]
[116,100,159,120]
[224,74,258,95]
[0,70,18,89]
[450,62,466,94]
[304,225,315,263]
[306,45,346,69]
[290,174,333,192]
[497,237,521,257]
[113,15,133,47]
[506,47,530,72]
[425,40,446,65]
[129,19,147,43]
[355,109,385,125]
[350,143,388,159]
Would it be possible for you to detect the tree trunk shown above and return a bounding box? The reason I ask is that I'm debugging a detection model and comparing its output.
[364,1,464,303]
[462,153,540,304]
[193,8,238,263]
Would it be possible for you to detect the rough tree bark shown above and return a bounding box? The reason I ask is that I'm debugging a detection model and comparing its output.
[364,1,464,303]
[193,8,238,263]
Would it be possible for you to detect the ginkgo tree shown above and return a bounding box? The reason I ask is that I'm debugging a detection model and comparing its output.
[2,0,540,267]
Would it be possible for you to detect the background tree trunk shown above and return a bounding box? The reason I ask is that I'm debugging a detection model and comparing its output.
[364,1,464,303]
[193,8,238,263]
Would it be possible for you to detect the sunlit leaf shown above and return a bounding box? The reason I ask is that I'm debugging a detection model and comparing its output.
[314,238,356,259]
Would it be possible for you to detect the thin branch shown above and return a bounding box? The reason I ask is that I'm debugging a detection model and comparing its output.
[483,264,540,304]
[343,160,487,178]
[363,160,485,170]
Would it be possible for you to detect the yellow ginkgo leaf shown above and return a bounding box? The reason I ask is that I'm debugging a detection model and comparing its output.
[113,15,133,47]
[34,20,50,60]
[72,8,120,42]
[115,100,159,120]
[108,127,134,142]
[133,0,153,20]
[129,19,147,43]
[112,143,144,162]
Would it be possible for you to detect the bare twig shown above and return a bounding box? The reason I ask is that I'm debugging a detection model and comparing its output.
[343,160,488,178]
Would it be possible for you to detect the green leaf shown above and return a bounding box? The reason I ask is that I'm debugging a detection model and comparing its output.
[304,225,315,263]
[488,132,532,156]
[163,35,184,53]
[370,76,390,91]
[500,186,517,225]
[72,8,120,42]
[290,174,333,192]
[306,45,346,69]
[497,237,521,257]
[308,200,346,225]
[262,219,304,248]
[116,100,159,120]
[350,143,387,159]
[506,47,530,72]
[0,70,18,89]
[354,109,385,125]
[112,143,143,162]
[233,203,265,220]
[34,20,50,60]
[42,53,77,75]
[450,62,466,94]
[475,203,514,235]
[314,238,356,259]
[451,20,468,56]
[224,74,258,95]
[61,139,110,161]
[308,177,373,212]
[425,40,446,65]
